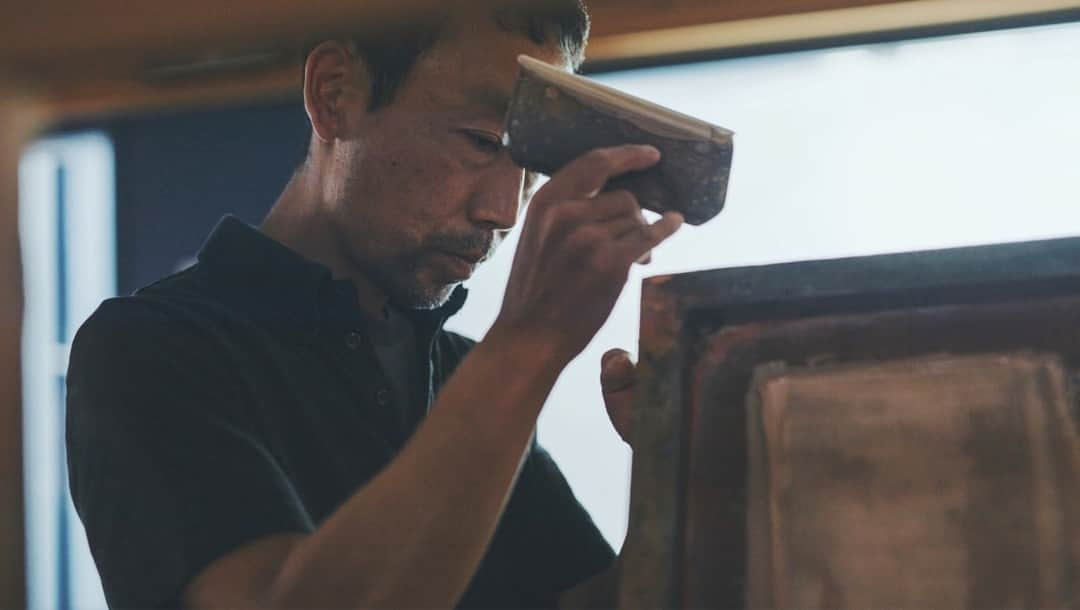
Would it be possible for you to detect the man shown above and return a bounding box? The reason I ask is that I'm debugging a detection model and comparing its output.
[66,1,683,608]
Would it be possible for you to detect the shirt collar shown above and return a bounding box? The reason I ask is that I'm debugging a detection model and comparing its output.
[196,215,468,337]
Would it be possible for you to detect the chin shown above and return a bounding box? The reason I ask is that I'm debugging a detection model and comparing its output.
[389,280,458,311]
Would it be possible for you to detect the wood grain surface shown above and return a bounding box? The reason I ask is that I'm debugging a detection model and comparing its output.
[748,353,1080,610]
[627,236,1080,609]
[8,0,1079,121]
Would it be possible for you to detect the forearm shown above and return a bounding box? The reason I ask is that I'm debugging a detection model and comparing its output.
[265,327,564,609]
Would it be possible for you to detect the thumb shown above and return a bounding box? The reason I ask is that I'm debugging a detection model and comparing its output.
[601,348,636,446]
[601,348,635,394]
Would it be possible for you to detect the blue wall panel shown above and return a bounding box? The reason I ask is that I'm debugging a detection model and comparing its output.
[111,102,309,295]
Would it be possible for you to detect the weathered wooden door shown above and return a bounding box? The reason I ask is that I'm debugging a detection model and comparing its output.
[619,236,1080,609]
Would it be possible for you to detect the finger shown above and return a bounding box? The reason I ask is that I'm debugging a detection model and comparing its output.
[537,145,661,203]
[604,208,648,240]
[611,210,652,264]
[583,207,646,243]
[541,191,639,240]
[601,348,636,393]
[585,189,641,223]
[617,211,684,262]
[601,349,636,445]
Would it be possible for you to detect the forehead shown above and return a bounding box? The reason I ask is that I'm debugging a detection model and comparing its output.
[401,15,570,117]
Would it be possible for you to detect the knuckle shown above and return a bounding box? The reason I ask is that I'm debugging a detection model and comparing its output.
[585,148,619,172]
[556,199,588,225]
[613,190,641,212]
[537,209,560,236]
[547,214,575,243]
[588,147,617,163]
[585,248,610,271]
[528,190,556,212]
[595,190,639,217]
[640,222,661,242]
[594,244,624,271]
[574,225,604,246]
[560,172,599,198]
[601,188,629,203]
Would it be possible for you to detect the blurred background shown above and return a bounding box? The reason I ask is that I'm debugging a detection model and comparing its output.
[7,1,1080,607]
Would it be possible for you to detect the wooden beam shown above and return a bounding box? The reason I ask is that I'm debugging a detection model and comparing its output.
[588,0,908,38]
[1,0,897,73]
[587,0,1080,64]
[0,0,903,91]
[18,0,1080,124]
[38,64,301,124]
[0,92,37,610]
[1,0,439,85]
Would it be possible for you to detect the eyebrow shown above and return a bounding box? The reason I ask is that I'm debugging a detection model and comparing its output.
[464,85,512,120]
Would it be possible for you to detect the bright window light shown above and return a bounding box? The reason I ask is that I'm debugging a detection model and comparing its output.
[447,19,1080,549]
[21,132,114,610]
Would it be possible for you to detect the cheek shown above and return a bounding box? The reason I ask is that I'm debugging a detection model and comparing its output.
[342,124,477,249]
[396,149,473,220]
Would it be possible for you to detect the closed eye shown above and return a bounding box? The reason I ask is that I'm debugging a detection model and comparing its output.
[463,130,503,155]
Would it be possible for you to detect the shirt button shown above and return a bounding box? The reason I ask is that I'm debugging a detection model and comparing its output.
[344,331,363,350]
[376,388,392,407]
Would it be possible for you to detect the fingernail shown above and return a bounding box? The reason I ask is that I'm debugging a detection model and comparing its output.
[638,145,661,159]
[602,349,624,368]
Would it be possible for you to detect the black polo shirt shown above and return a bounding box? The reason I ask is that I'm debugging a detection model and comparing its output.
[66,216,614,609]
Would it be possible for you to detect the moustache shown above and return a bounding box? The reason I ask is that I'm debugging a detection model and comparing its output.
[425,231,496,263]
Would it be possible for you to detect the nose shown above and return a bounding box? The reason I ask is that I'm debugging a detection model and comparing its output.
[466,159,524,231]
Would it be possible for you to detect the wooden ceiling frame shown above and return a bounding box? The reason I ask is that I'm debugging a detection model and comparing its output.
[6,0,1079,123]
[3,0,1080,606]
[586,0,1080,69]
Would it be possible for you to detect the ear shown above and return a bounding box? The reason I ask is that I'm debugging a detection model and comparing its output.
[302,40,371,144]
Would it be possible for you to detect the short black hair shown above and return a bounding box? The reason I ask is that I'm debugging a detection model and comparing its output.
[304,0,590,112]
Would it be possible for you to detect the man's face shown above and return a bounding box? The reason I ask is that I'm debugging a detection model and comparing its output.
[323,17,567,309]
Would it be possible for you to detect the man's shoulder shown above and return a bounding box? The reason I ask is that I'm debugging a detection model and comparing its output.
[70,265,235,376]
[132,260,222,306]
[67,269,254,433]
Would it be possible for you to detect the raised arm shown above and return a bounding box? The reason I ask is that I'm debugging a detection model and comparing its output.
[184,145,683,609]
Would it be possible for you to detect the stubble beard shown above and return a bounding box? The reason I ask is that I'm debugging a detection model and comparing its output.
[344,223,496,311]
[385,230,497,310]
[369,253,459,311]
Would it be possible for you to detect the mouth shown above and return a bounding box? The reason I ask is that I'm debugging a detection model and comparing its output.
[443,249,485,265]
[430,249,482,280]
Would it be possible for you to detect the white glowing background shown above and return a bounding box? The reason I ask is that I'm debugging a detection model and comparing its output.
[446,20,1080,548]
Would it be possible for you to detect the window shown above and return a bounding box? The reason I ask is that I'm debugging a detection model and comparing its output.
[21,132,113,609]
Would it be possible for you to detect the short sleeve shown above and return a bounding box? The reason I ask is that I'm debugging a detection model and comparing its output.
[458,441,616,608]
[512,443,616,591]
[65,299,313,609]
[437,331,615,607]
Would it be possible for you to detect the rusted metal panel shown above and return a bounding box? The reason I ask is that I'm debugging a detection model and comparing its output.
[621,235,1080,609]
[744,352,1080,609]
[619,277,689,610]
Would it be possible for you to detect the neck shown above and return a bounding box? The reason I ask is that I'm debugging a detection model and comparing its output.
[261,160,389,320]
